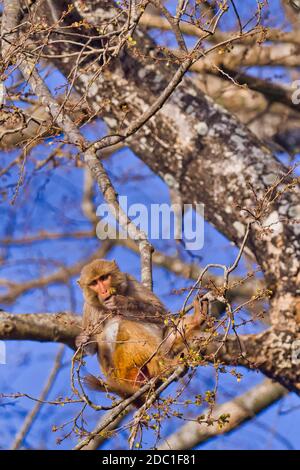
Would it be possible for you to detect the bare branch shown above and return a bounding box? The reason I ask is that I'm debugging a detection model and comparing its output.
[0,311,80,347]
[159,379,286,450]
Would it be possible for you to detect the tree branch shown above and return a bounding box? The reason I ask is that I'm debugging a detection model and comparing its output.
[0,311,80,348]
[159,379,286,450]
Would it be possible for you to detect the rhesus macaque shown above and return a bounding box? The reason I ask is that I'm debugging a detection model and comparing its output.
[76,259,167,347]
[75,259,205,403]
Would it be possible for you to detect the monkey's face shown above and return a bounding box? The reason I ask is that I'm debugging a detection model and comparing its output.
[79,259,127,307]
[88,273,114,301]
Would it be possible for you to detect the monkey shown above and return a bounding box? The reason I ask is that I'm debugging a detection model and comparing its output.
[75,259,167,350]
[75,259,206,403]
[75,259,170,399]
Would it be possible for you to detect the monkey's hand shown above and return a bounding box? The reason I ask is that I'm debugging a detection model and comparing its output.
[75,331,97,356]
[104,295,119,309]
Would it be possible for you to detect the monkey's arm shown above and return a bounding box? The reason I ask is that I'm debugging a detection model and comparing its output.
[75,303,108,355]
[126,274,168,312]
[75,333,98,355]
[106,294,167,325]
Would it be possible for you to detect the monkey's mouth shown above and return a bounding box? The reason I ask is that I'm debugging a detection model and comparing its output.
[98,291,112,300]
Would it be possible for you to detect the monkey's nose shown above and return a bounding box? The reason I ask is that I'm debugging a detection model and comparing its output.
[97,280,105,290]
[98,281,110,296]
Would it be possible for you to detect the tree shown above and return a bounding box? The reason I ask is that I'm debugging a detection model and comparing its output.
[0,0,299,450]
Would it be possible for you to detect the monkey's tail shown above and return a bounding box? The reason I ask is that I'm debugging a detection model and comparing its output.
[83,374,107,392]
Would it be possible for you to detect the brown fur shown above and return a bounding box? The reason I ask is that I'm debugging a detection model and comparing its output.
[76,259,205,404]
[85,319,172,405]
[106,320,165,386]
[78,259,127,308]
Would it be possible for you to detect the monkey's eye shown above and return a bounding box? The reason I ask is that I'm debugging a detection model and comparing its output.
[89,274,109,287]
